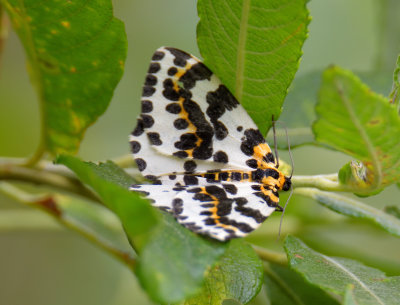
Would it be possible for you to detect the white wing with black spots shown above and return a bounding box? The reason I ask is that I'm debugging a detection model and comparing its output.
[129,47,275,176]
[130,179,278,241]
[129,47,292,241]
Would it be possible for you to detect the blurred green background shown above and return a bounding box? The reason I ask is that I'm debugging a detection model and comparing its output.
[0,0,399,304]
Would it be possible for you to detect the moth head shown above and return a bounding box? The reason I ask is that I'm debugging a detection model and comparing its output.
[281,176,292,191]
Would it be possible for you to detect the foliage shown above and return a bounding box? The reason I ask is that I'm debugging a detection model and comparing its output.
[0,0,399,305]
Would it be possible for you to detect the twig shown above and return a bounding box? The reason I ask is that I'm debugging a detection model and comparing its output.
[0,182,136,268]
[0,162,100,203]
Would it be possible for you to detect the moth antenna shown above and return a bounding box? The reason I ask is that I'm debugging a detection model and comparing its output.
[274,121,294,178]
[271,115,279,169]
[277,183,294,240]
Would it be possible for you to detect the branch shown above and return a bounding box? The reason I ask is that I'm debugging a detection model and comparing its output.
[0,162,100,203]
[0,182,136,268]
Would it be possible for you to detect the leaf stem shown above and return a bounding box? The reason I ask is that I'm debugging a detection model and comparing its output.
[253,245,288,265]
[291,174,352,192]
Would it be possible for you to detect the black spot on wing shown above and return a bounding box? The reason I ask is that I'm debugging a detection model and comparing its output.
[203,173,219,183]
[168,67,178,76]
[141,114,154,128]
[246,159,258,169]
[218,217,253,233]
[165,47,191,67]
[141,100,153,113]
[172,198,184,216]
[241,128,265,156]
[234,205,268,223]
[163,78,180,101]
[145,74,157,86]
[182,222,203,232]
[184,160,197,172]
[265,168,280,179]
[179,62,212,89]
[206,85,239,141]
[231,172,242,181]
[174,118,189,130]
[175,133,197,150]
[166,102,181,114]
[220,172,229,181]
[131,119,145,136]
[213,151,229,163]
[223,184,237,195]
[263,152,275,164]
[135,158,146,171]
[184,175,198,185]
[147,132,162,146]
[213,121,228,140]
[146,175,162,185]
[251,169,264,181]
[152,51,165,61]
[130,141,141,154]
[142,86,155,97]
[173,151,189,159]
[254,190,279,208]
[148,62,160,73]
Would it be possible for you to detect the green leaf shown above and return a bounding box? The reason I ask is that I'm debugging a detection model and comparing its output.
[284,235,400,305]
[136,211,226,304]
[295,188,400,238]
[56,155,227,304]
[55,155,158,244]
[185,240,263,305]
[272,70,394,149]
[313,66,400,193]
[2,0,127,155]
[264,263,340,305]
[197,0,310,134]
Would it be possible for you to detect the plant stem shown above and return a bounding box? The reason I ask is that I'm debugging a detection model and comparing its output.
[253,245,288,265]
[291,174,351,192]
[0,162,100,203]
[0,182,136,268]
